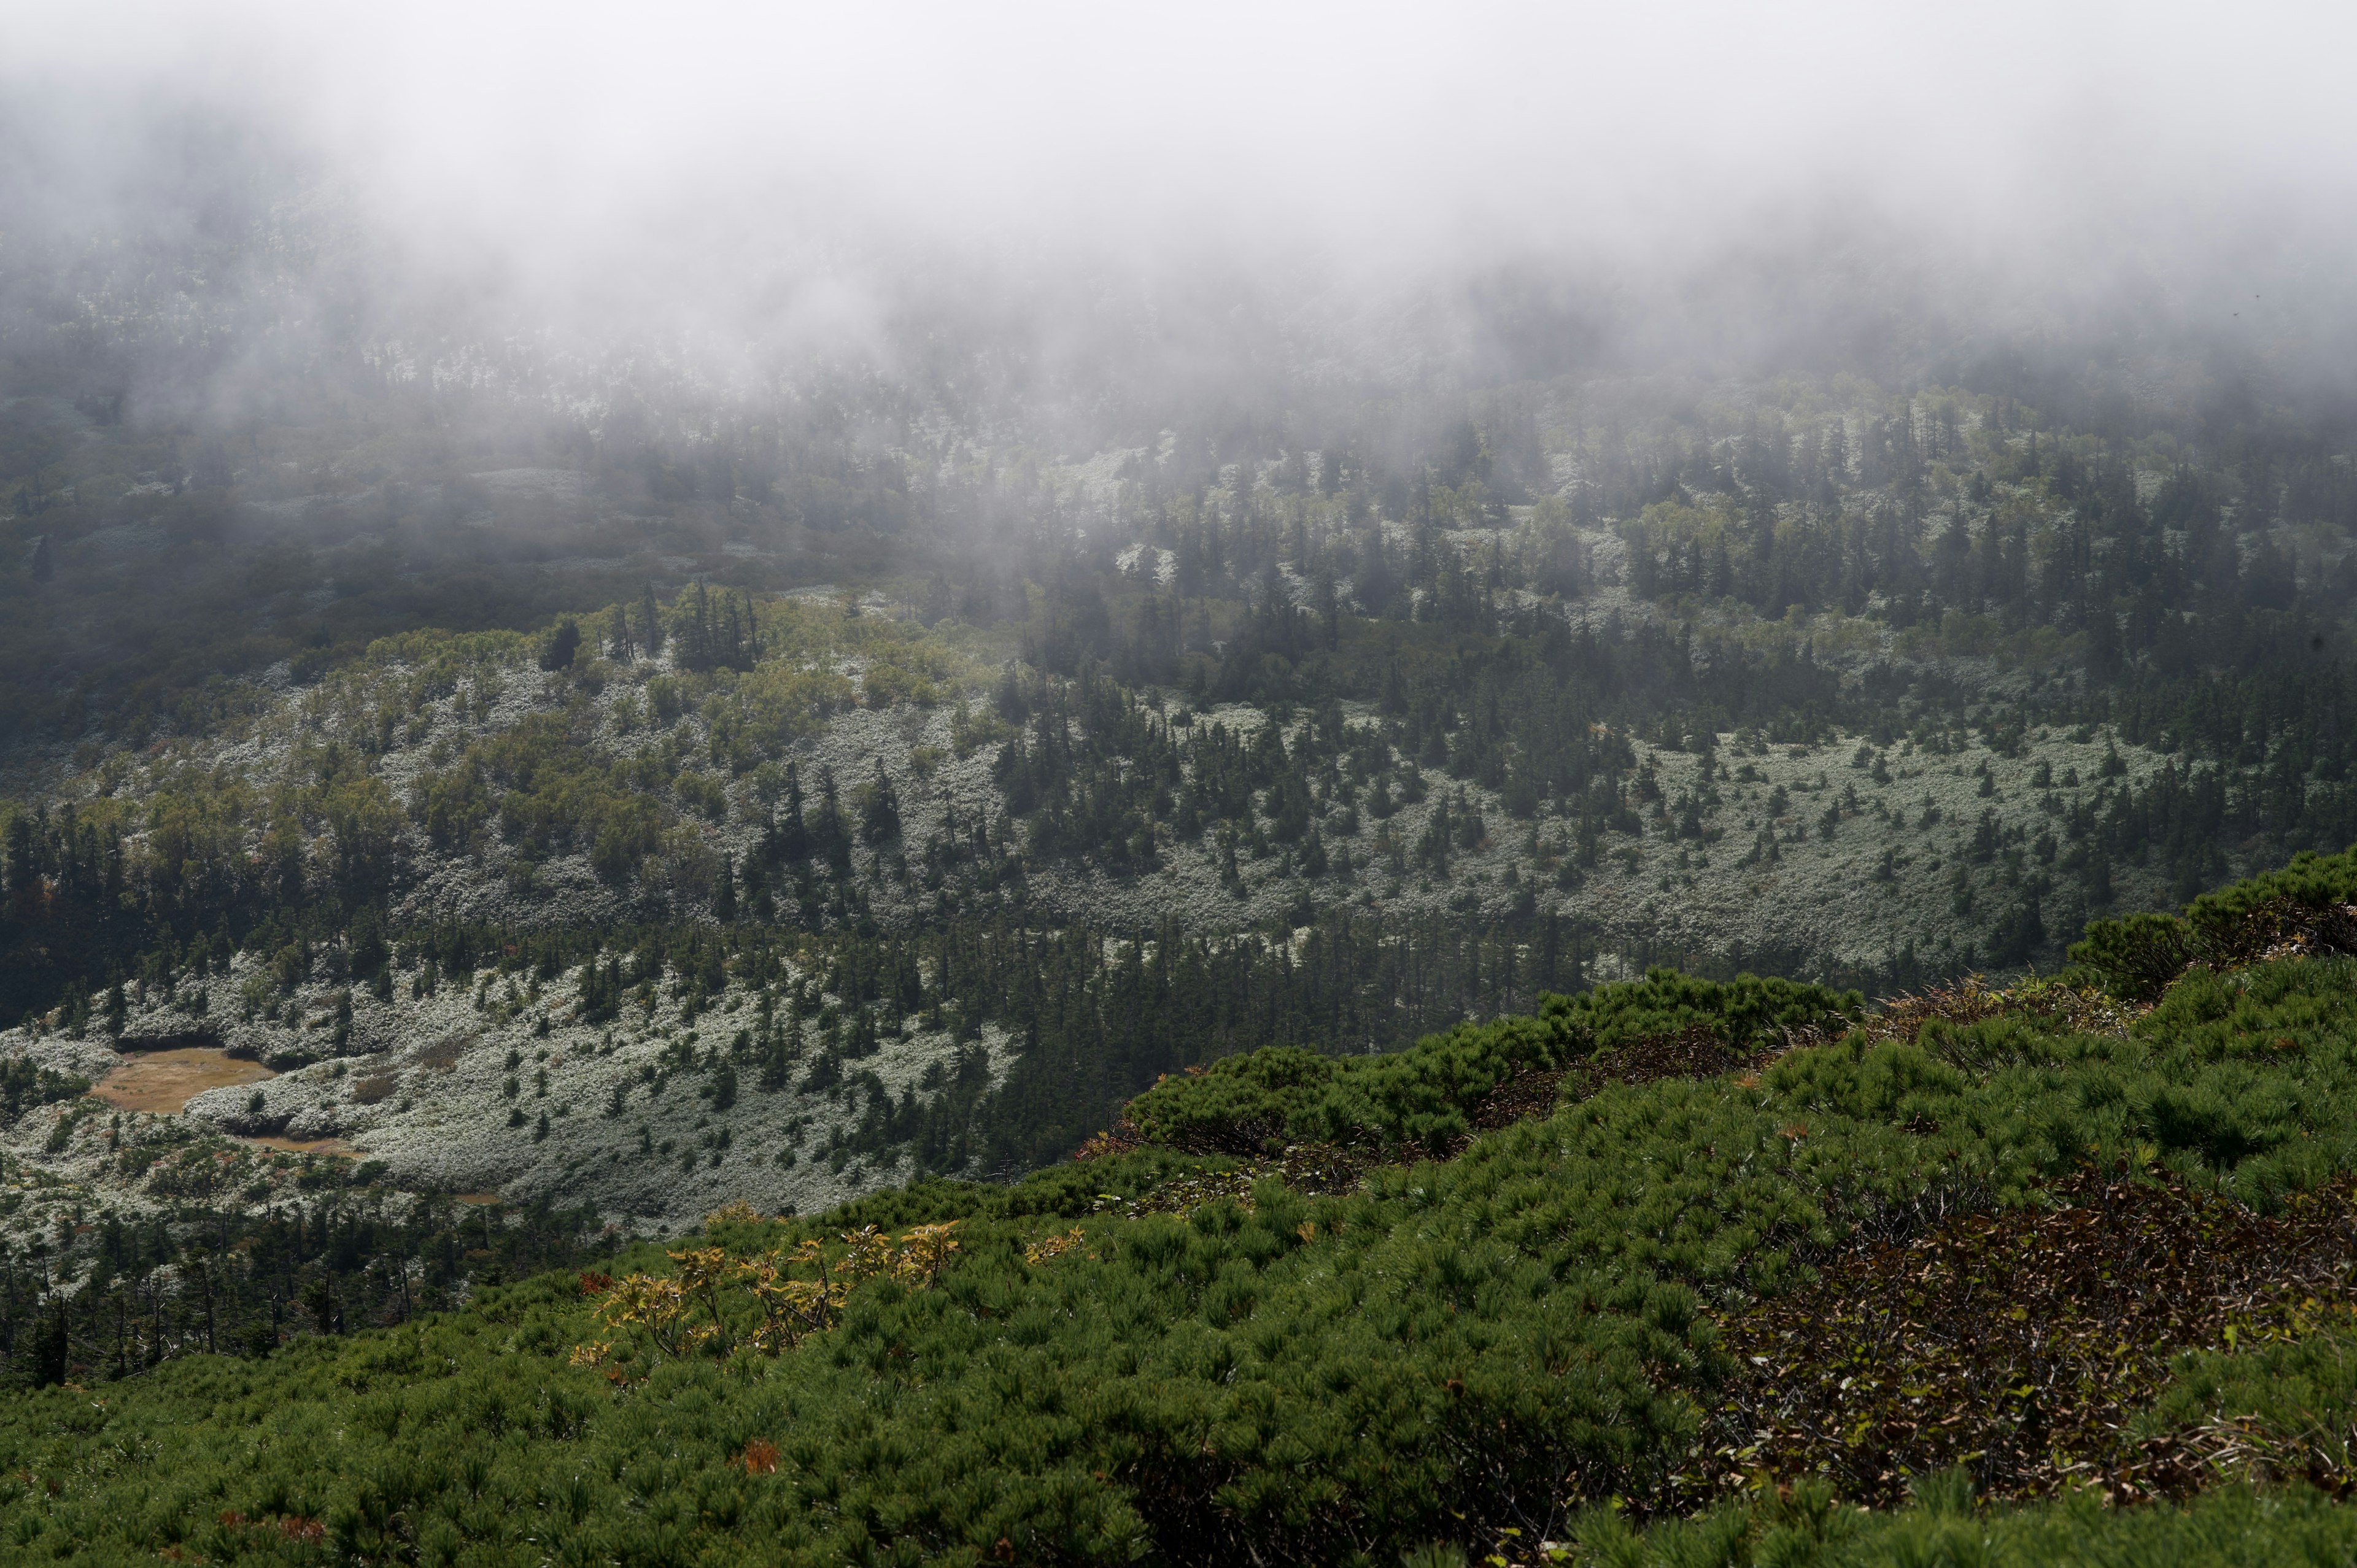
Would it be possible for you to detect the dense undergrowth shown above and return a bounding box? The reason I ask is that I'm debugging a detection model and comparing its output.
[18,855,2357,1562]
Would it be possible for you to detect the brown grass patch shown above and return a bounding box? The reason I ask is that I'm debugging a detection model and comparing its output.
[1566,1023,1779,1102]
[1860,975,2146,1050]
[410,1033,473,1073]
[1072,1120,1145,1161]
[1701,1172,2357,1510]
[241,1135,358,1157]
[1470,1067,1567,1130]
[95,1048,275,1115]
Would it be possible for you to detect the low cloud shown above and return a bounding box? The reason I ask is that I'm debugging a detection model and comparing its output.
[6,1,2356,414]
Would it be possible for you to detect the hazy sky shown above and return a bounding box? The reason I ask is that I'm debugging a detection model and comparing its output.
[15,2,2352,249]
[8,1,2356,377]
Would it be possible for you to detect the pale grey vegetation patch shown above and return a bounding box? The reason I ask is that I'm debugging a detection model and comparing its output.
[0,610,2209,1239]
[0,940,1014,1244]
[469,468,597,504]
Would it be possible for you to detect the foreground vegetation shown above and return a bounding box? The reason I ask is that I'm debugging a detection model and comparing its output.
[10,852,2357,1561]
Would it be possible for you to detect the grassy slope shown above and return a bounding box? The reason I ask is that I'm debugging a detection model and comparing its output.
[14,857,2357,1561]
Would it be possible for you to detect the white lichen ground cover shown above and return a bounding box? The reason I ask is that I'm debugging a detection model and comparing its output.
[0,610,2202,1243]
[0,947,1013,1248]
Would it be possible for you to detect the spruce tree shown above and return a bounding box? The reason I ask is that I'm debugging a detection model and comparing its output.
[768,763,810,863]
[639,585,665,657]
[539,617,581,671]
[859,762,900,845]
[811,768,851,872]
[676,582,714,671]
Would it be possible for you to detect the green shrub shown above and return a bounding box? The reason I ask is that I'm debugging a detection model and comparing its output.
[2069,910,2196,1000]
[1126,968,1859,1156]
[2072,844,2357,999]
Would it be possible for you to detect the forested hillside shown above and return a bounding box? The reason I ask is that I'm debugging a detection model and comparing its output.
[11,14,2357,1560]
[10,341,2357,1200]
[9,852,2357,1563]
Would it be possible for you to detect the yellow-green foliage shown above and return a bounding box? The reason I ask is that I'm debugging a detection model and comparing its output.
[335,598,978,882]
[754,599,980,697]
[1630,495,1736,554]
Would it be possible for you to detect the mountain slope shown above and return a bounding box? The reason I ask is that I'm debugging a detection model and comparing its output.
[9,853,2357,1562]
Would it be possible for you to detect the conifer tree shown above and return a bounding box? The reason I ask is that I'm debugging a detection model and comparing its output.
[538,618,581,671]
[859,762,900,845]
[768,763,810,863]
[639,585,665,657]
[811,768,852,873]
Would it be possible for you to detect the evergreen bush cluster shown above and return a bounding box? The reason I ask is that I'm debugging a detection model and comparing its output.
[15,855,2357,1560]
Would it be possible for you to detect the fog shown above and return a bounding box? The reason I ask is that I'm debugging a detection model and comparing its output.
[8,1,2357,421]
